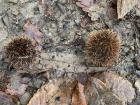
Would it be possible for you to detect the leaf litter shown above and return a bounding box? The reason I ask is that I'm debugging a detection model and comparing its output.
[27,72,135,105]
[0,0,139,105]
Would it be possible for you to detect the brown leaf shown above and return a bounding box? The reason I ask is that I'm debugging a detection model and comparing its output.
[84,77,124,105]
[72,82,87,105]
[117,0,138,18]
[94,72,136,103]
[106,0,118,19]
[27,77,77,105]
[28,76,124,105]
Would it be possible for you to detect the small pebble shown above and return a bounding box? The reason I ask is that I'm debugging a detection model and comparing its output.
[135,79,140,92]
[28,78,43,88]
[20,92,31,105]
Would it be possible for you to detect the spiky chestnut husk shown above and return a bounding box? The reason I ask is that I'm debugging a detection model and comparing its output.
[86,30,121,66]
[5,36,37,69]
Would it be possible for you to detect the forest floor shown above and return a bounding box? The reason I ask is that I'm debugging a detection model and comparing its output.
[0,0,140,105]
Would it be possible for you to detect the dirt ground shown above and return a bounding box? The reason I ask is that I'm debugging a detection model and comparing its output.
[0,0,140,105]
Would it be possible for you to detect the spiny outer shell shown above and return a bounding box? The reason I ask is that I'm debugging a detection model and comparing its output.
[5,35,37,69]
[86,29,121,66]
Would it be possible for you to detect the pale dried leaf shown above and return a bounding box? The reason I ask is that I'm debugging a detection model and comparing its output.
[84,77,124,105]
[28,77,124,105]
[76,0,117,21]
[138,0,140,9]
[6,75,28,96]
[117,0,138,18]
[77,0,94,7]
[76,0,107,21]
[135,0,140,15]
[6,84,28,96]
[94,72,136,103]
[72,82,87,105]
[27,77,77,105]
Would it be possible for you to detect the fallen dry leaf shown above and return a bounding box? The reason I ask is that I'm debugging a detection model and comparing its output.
[77,0,94,7]
[85,77,124,105]
[6,74,28,96]
[76,0,107,21]
[27,76,124,105]
[106,0,118,19]
[138,1,140,9]
[94,72,136,103]
[135,1,140,15]
[27,77,77,105]
[72,82,87,105]
[117,0,138,18]
[6,84,28,96]
[0,91,16,105]
[76,0,117,21]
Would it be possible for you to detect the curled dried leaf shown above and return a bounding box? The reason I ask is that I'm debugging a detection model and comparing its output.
[117,0,138,18]
[76,0,107,21]
[72,82,87,105]
[27,77,77,105]
[94,72,136,103]
[76,0,117,21]
[28,76,124,105]
[84,77,124,105]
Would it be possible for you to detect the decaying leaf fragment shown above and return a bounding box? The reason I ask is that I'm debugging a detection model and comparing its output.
[0,91,16,105]
[27,77,77,105]
[27,76,124,105]
[76,0,118,21]
[6,74,28,96]
[94,72,136,103]
[72,82,87,105]
[117,0,138,18]
[84,77,124,105]
[76,0,107,21]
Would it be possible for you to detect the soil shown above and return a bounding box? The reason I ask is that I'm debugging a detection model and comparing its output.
[0,0,139,105]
